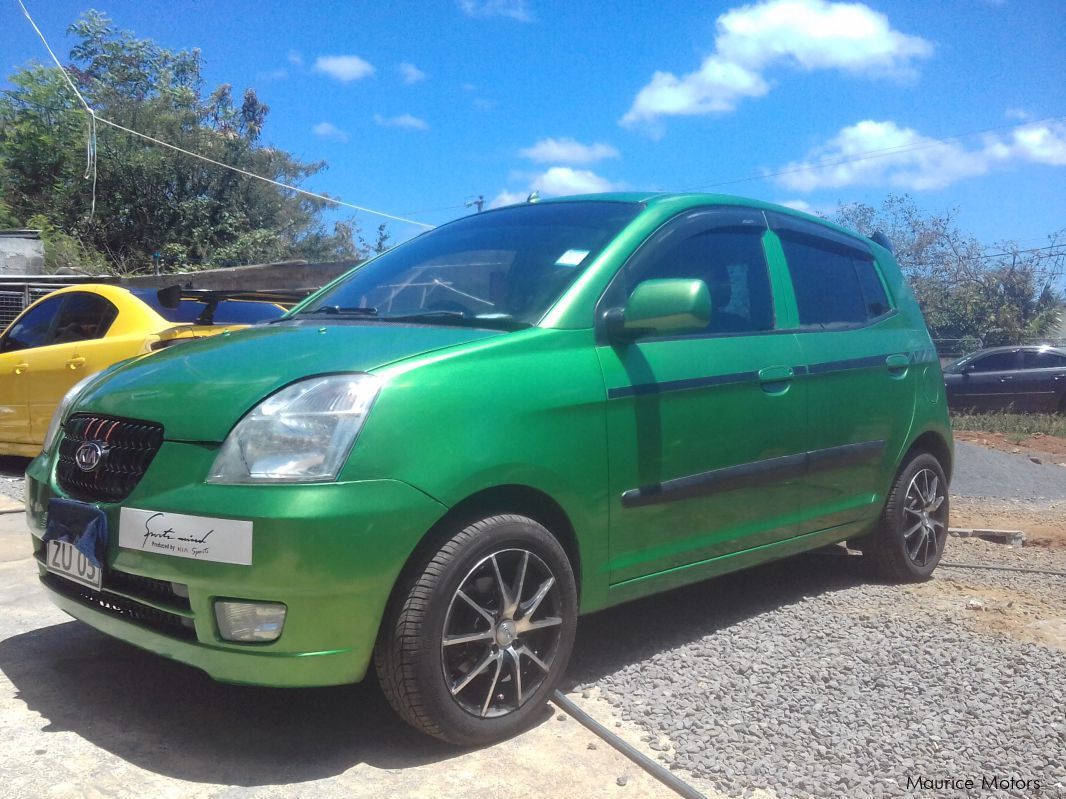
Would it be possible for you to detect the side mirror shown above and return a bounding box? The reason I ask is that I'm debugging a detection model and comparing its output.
[607,279,711,341]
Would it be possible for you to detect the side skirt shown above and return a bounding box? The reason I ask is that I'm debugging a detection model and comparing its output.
[603,517,874,608]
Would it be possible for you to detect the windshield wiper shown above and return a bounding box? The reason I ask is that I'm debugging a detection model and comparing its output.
[300,305,379,317]
[382,311,531,330]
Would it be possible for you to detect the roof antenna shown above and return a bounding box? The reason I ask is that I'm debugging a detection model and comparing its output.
[871,231,893,253]
[526,190,540,203]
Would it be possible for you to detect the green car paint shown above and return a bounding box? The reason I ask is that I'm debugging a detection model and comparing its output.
[25,193,952,690]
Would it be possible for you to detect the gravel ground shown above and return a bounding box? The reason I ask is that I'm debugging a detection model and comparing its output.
[952,441,1066,501]
[5,438,1063,797]
[570,544,1066,799]
[0,458,27,505]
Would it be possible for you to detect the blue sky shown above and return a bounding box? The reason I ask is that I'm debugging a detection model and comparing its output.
[2,0,1064,250]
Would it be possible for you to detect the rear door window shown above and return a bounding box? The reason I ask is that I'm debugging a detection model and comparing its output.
[1022,350,1066,369]
[780,235,891,328]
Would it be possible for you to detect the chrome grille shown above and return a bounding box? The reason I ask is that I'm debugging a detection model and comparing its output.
[56,414,164,503]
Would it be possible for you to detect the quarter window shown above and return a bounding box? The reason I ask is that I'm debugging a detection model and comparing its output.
[53,293,118,343]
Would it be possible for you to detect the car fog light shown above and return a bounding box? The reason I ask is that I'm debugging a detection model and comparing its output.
[215,600,287,642]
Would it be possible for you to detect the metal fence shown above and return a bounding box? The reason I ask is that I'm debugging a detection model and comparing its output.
[0,284,63,330]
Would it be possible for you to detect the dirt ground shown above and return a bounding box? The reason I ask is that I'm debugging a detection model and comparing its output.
[907,535,1066,654]
[951,496,1066,548]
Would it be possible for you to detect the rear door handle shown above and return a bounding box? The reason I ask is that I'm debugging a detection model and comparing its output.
[758,366,794,382]
[14,362,29,375]
[885,354,910,373]
[66,357,86,370]
[758,366,794,394]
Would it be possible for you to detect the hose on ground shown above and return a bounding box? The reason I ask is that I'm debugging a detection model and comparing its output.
[552,690,708,799]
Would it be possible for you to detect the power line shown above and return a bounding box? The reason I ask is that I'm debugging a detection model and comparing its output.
[14,0,434,230]
[679,115,1066,193]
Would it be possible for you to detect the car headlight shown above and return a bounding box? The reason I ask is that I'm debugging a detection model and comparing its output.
[207,373,382,484]
[41,371,107,453]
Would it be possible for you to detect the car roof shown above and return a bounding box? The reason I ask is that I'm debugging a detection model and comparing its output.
[969,345,1066,356]
[531,192,884,253]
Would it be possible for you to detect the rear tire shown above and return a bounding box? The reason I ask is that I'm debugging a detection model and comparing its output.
[862,452,949,582]
[374,514,577,746]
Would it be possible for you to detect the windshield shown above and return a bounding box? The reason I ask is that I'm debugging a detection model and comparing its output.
[297,201,642,327]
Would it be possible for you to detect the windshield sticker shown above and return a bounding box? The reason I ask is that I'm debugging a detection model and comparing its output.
[555,249,590,267]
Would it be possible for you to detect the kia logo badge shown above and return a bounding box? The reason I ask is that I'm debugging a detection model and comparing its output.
[74,441,105,472]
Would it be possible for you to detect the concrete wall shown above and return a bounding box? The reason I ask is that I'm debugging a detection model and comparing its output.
[0,232,45,275]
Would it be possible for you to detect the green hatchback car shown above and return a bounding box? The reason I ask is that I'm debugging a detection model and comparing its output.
[26,194,952,745]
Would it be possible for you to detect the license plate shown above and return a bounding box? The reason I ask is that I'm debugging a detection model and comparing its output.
[46,539,103,591]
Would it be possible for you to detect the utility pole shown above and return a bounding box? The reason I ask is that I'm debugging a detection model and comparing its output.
[465,195,485,213]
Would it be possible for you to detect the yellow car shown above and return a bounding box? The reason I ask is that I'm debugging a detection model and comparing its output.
[0,283,291,456]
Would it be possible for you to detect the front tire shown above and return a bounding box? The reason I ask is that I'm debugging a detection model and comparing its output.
[862,452,949,582]
[374,514,577,746]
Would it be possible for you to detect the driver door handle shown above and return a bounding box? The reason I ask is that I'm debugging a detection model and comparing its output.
[66,357,86,370]
[13,362,29,375]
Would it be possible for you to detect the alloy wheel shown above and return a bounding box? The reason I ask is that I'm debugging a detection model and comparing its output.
[902,467,947,567]
[441,548,563,718]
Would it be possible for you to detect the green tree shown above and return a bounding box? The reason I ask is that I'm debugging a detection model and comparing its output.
[833,195,1063,347]
[0,10,372,273]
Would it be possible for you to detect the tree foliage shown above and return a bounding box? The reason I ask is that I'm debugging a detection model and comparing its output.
[0,11,372,273]
[833,195,1064,347]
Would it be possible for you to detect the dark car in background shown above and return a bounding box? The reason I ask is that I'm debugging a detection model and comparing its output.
[943,345,1066,413]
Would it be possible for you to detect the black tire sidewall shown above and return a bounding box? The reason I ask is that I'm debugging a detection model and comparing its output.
[883,453,949,580]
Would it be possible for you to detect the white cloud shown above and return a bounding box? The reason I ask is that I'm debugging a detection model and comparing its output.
[374,113,429,130]
[532,167,621,195]
[399,62,426,84]
[490,166,623,209]
[312,121,349,142]
[258,68,288,81]
[314,55,376,83]
[519,137,620,164]
[287,50,304,67]
[622,0,932,128]
[775,119,1066,192]
[1010,123,1066,165]
[458,0,531,21]
[490,190,530,208]
[778,198,818,214]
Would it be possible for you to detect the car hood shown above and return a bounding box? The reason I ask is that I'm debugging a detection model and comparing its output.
[76,321,503,442]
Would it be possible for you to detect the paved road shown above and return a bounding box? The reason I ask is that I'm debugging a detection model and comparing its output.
[951,441,1066,501]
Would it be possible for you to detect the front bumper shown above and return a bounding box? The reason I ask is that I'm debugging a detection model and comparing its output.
[26,442,447,687]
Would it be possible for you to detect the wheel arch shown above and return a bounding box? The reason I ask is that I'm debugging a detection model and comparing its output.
[392,483,583,605]
[904,430,953,484]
